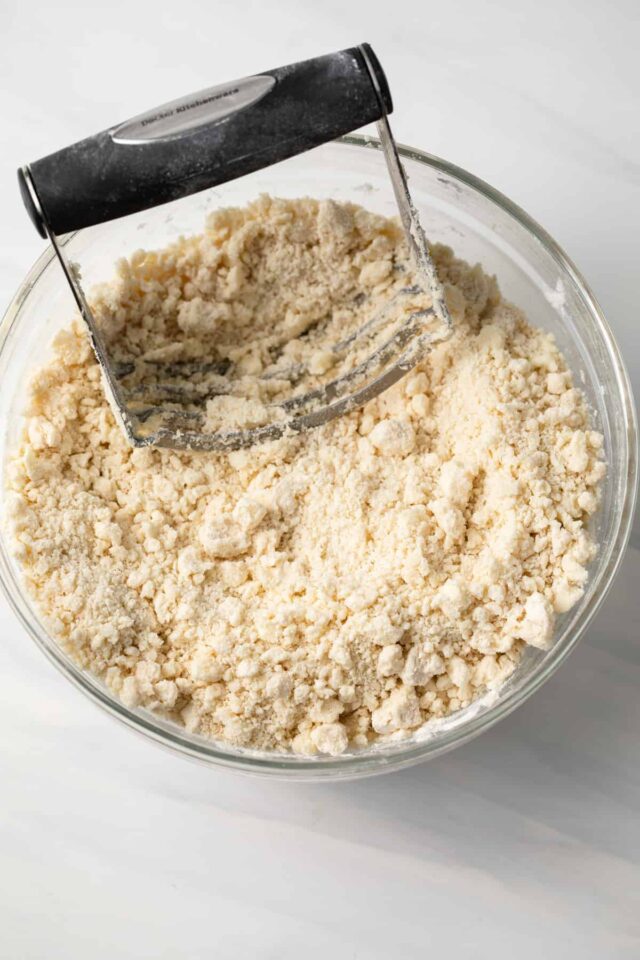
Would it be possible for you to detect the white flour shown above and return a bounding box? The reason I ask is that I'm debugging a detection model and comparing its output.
[6,198,605,755]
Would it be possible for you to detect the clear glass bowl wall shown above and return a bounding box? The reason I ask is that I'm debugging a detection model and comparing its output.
[0,137,636,779]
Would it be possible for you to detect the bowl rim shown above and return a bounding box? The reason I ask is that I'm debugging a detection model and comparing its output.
[1,134,637,780]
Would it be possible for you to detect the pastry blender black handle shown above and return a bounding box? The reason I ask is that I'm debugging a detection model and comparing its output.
[18,43,392,238]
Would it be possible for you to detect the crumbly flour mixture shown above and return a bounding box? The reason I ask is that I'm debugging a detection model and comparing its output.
[6,197,605,755]
[100,196,437,433]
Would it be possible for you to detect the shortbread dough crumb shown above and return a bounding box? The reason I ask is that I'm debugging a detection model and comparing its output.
[5,197,605,755]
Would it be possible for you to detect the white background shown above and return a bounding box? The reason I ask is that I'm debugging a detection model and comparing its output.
[1,0,639,957]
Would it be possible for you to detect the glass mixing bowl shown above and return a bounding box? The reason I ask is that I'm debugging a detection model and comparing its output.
[0,137,636,780]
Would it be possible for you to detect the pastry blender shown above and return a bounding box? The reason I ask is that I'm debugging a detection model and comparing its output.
[18,44,451,450]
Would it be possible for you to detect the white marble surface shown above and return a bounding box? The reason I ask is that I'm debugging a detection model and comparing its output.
[1,1,639,956]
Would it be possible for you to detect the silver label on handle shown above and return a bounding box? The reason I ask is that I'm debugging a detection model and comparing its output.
[111,75,276,143]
